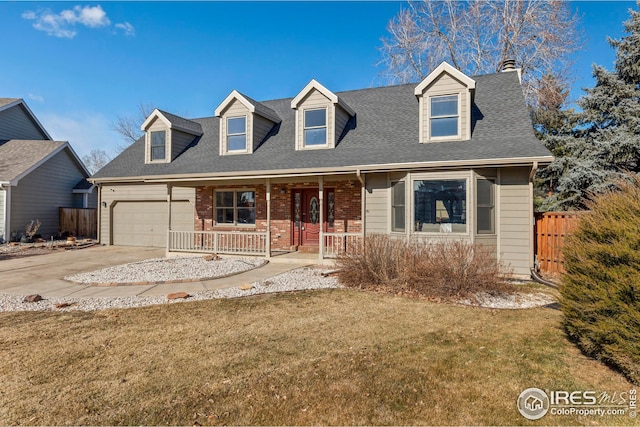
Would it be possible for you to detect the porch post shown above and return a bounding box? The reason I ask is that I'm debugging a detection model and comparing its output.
[266,178,271,259]
[319,176,324,262]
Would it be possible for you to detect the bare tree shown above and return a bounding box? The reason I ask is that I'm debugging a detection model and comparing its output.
[111,103,154,152]
[379,0,583,108]
[82,149,112,174]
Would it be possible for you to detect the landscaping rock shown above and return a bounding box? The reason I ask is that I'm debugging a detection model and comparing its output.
[23,294,43,303]
[55,302,73,309]
[238,284,254,291]
[204,254,221,261]
[167,292,190,300]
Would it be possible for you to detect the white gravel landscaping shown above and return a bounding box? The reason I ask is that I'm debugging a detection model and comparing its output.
[64,256,266,284]
[0,255,556,312]
[458,291,557,309]
[0,266,341,313]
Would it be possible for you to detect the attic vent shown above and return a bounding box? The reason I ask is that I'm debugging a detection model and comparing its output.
[501,59,516,72]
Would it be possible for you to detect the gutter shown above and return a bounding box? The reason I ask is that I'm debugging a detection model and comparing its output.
[90,155,554,185]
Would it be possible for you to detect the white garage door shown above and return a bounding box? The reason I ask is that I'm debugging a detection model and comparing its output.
[112,201,193,247]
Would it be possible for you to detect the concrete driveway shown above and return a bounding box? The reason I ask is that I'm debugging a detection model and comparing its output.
[0,245,298,298]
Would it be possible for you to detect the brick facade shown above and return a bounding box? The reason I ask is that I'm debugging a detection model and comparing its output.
[194,179,361,251]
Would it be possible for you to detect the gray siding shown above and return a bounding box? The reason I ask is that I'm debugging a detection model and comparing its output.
[365,172,389,234]
[499,167,532,277]
[0,188,5,241]
[335,104,350,144]
[253,114,275,150]
[99,184,195,245]
[0,104,49,140]
[88,188,98,209]
[10,149,86,238]
[171,129,196,160]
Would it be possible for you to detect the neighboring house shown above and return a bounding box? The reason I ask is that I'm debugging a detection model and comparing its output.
[91,62,553,278]
[0,98,96,242]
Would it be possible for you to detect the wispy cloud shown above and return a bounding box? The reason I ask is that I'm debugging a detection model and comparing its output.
[22,5,134,39]
[115,22,135,37]
[28,94,45,103]
[40,111,121,159]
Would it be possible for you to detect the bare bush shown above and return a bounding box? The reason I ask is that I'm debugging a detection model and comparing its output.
[337,234,512,300]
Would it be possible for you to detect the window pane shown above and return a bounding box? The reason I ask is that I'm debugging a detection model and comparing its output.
[237,208,255,224]
[305,128,327,146]
[391,181,405,232]
[431,95,458,116]
[216,191,234,208]
[151,146,165,161]
[228,117,246,135]
[237,191,255,206]
[228,134,246,151]
[414,179,466,233]
[305,109,326,127]
[216,208,234,224]
[151,131,165,146]
[477,179,493,206]
[431,117,458,137]
[477,207,494,234]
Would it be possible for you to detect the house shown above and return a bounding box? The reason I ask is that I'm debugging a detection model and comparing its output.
[0,98,96,242]
[91,62,553,278]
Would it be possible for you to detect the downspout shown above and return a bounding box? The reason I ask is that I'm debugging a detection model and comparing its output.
[0,183,7,242]
[527,161,557,286]
[357,169,366,239]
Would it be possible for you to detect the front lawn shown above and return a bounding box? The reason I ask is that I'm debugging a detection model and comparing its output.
[0,289,633,425]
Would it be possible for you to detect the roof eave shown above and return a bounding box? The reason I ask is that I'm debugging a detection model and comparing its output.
[90,155,554,184]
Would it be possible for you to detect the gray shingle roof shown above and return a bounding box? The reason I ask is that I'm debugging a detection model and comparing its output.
[94,71,552,180]
[0,140,66,182]
[236,91,280,123]
[73,178,94,191]
[156,109,203,135]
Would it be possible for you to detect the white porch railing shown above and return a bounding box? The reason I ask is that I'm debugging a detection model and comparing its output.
[168,230,268,256]
[323,232,363,258]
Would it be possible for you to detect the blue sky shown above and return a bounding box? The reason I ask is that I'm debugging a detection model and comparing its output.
[0,1,637,159]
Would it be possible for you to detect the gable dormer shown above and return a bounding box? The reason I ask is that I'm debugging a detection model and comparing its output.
[141,109,203,164]
[214,90,280,155]
[290,79,354,151]
[414,62,475,143]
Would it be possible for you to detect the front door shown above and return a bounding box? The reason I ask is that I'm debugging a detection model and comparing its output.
[292,188,335,247]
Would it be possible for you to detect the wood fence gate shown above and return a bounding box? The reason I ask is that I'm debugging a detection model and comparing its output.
[59,207,97,238]
[534,211,582,275]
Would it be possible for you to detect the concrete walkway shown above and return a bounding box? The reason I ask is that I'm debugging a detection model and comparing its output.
[0,245,308,298]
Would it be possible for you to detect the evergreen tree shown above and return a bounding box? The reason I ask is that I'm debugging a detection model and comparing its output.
[538,2,640,211]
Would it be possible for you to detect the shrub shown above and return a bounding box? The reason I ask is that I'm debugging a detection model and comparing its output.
[560,174,640,385]
[337,234,511,300]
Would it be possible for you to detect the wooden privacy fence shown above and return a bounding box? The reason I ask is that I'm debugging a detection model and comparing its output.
[534,211,583,274]
[59,207,97,238]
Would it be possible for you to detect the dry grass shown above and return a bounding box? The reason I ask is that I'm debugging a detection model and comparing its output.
[0,289,634,426]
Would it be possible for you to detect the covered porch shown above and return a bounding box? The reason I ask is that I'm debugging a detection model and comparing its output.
[165,174,364,261]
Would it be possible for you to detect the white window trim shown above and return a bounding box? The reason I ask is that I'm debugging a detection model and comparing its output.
[226,115,249,153]
[428,93,461,141]
[213,188,257,227]
[410,171,471,236]
[303,107,329,149]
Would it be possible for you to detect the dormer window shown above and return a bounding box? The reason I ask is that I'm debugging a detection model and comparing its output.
[430,95,459,138]
[141,109,203,164]
[415,62,475,143]
[304,108,327,146]
[291,79,355,151]
[227,116,247,151]
[150,131,166,161]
